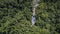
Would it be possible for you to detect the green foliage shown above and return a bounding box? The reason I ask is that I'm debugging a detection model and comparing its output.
[0,0,60,34]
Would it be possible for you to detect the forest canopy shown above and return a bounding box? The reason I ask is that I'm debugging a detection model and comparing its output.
[0,0,60,34]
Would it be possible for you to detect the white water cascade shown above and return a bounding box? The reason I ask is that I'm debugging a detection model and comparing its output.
[32,0,40,25]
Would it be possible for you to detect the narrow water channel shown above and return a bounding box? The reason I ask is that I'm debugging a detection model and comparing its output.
[32,0,40,25]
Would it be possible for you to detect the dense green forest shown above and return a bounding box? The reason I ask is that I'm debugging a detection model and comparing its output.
[0,0,60,34]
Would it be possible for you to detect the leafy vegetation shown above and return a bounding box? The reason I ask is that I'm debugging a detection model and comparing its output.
[0,0,60,34]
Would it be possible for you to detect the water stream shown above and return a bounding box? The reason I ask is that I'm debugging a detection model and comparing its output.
[32,0,40,25]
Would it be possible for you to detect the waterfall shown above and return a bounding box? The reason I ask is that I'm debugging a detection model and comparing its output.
[32,0,40,25]
[32,8,36,25]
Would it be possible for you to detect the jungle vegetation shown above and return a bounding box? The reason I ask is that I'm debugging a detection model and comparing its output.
[0,0,60,34]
